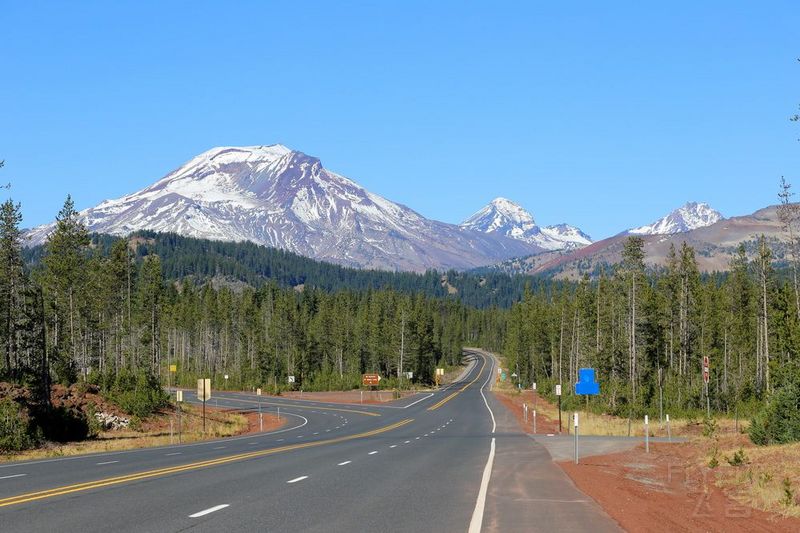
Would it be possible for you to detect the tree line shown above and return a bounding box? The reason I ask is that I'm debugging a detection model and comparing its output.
[2,196,500,398]
[502,232,800,425]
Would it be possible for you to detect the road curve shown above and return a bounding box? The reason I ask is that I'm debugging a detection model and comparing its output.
[0,350,617,532]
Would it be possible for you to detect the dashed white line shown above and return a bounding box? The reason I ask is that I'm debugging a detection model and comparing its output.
[338,461,352,466]
[0,473,27,480]
[189,504,229,518]
[165,452,182,456]
[404,440,411,444]
[368,451,378,455]
[390,445,397,448]
[213,446,226,450]
[96,460,119,465]
[287,476,308,484]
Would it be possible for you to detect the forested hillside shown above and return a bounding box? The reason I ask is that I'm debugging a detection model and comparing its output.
[3,186,800,449]
[501,235,800,443]
[23,231,541,310]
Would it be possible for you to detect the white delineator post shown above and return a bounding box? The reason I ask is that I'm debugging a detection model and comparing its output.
[574,412,579,464]
[533,410,537,433]
[666,414,671,442]
[645,415,650,453]
[524,403,528,423]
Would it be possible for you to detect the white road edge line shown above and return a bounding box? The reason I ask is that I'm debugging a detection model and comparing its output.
[287,476,308,484]
[468,352,497,533]
[165,452,181,456]
[96,460,119,465]
[0,473,27,480]
[189,504,229,518]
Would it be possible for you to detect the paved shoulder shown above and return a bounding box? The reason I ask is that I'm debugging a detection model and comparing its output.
[482,391,621,532]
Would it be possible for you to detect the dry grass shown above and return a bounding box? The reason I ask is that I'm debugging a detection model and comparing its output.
[0,404,252,463]
[705,432,800,518]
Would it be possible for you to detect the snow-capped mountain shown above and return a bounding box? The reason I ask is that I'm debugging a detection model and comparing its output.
[460,197,592,251]
[627,201,724,235]
[26,145,540,272]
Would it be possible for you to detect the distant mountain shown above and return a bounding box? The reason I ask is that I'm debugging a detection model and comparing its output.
[488,204,789,279]
[26,145,540,272]
[627,201,723,235]
[460,197,592,251]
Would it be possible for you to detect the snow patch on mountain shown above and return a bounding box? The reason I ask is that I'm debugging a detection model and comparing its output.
[627,202,724,235]
[26,145,540,272]
[460,197,591,251]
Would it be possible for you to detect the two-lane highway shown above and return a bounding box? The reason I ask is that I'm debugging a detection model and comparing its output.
[0,351,616,532]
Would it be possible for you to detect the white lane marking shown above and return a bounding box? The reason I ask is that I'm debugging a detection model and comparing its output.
[287,476,308,484]
[0,473,27,480]
[390,445,397,448]
[313,432,319,435]
[213,446,226,450]
[468,352,498,533]
[404,440,411,444]
[325,429,330,432]
[96,460,119,465]
[368,451,378,455]
[415,437,420,440]
[189,504,229,518]
[249,442,258,445]
[165,452,182,456]
[338,461,352,466]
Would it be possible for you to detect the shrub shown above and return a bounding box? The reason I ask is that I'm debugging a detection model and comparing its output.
[0,399,38,452]
[104,369,169,418]
[726,448,748,467]
[748,382,800,445]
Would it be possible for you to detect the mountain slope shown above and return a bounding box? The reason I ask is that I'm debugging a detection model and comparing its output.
[460,197,591,251]
[488,204,788,279]
[26,145,540,272]
[627,201,723,235]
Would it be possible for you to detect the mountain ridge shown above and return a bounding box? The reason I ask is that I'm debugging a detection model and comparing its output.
[26,145,541,272]
[460,197,592,251]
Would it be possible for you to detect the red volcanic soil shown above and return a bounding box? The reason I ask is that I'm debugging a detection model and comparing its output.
[269,389,420,406]
[560,444,800,533]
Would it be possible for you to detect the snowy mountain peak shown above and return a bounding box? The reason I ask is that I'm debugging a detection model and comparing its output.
[26,145,539,272]
[460,199,591,251]
[628,201,724,235]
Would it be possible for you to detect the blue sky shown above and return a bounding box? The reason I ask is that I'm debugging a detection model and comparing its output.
[1,1,798,239]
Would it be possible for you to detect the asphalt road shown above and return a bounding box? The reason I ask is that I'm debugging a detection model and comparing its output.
[0,351,619,532]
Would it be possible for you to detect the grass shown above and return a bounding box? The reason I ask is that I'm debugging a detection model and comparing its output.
[0,404,252,463]
[710,433,800,518]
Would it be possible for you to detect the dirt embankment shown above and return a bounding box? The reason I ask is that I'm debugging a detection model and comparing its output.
[560,443,800,532]
[271,389,419,405]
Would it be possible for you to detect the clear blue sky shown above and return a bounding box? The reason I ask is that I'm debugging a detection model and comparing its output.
[2,1,798,239]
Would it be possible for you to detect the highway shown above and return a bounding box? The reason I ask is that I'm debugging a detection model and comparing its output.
[0,350,619,532]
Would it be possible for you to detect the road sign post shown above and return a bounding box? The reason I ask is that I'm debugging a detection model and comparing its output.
[555,384,562,433]
[175,390,183,444]
[197,378,211,434]
[703,356,711,418]
[574,412,579,464]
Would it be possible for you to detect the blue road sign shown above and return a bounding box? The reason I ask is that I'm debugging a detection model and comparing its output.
[575,368,600,395]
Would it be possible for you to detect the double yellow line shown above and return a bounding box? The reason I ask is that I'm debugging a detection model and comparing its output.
[214,396,381,417]
[0,418,413,508]
[427,355,487,411]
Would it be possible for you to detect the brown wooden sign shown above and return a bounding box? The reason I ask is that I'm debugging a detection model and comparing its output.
[362,373,381,386]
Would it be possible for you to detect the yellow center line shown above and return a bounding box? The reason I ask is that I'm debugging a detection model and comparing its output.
[0,418,413,508]
[427,356,487,411]
[212,396,381,417]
